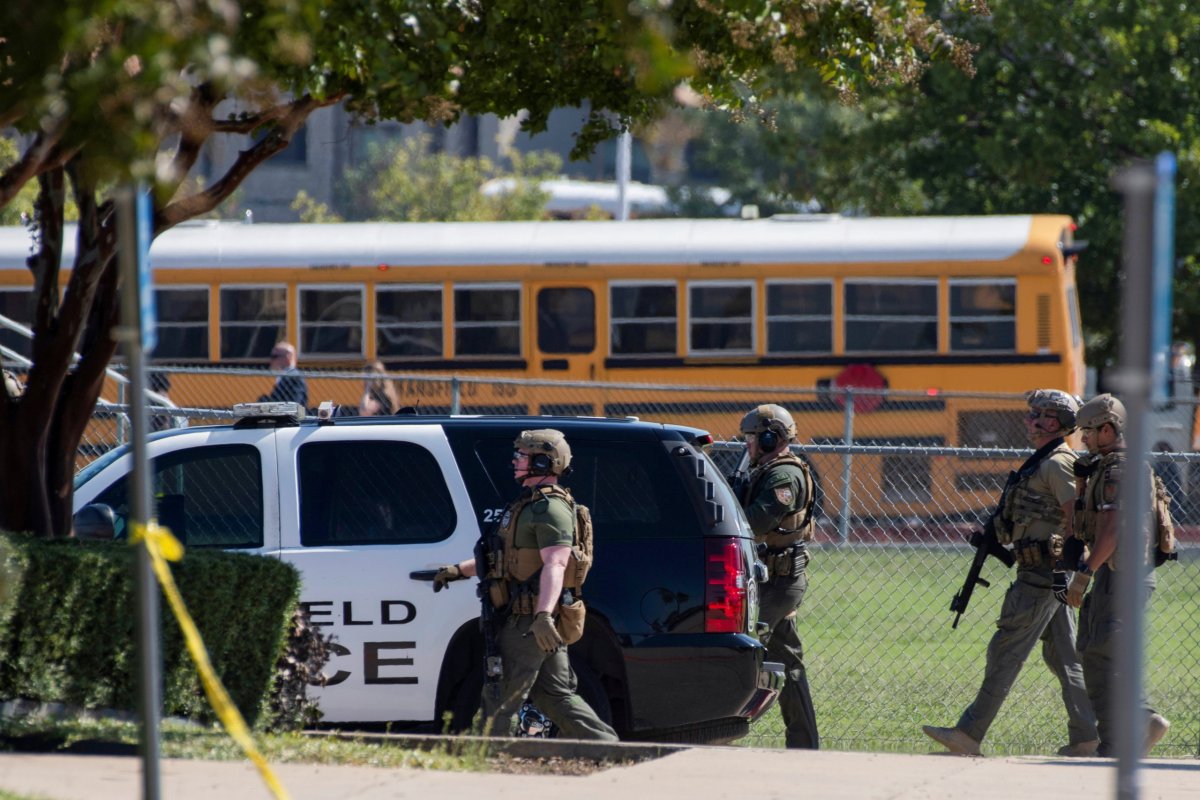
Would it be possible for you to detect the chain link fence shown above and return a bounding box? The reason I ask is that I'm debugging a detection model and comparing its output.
[75,366,1200,756]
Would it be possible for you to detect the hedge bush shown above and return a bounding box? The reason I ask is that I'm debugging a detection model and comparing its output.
[0,533,299,727]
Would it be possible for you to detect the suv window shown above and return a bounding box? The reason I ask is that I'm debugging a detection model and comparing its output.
[467,438,699,539]
[298,441,456,546]
[93,444,264,548]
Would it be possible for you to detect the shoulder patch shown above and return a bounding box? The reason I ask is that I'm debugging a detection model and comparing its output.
[774,486,794,505]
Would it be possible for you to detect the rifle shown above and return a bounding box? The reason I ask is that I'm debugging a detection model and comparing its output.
[948,437,1067,628]
[474,529,505,705]
[949,518,1016,628]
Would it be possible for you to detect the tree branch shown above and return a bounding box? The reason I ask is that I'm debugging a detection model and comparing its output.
[0,122,67,210]
[161,83,220,200]
[157,93,345,230]
[28,169,65,342]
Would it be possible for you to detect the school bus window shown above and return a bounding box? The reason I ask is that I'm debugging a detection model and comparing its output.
[299,286,364,357]
[377,285,443,358]
[689,281,754,355]
[949,278,1015,352]
[845,280,937,353]
[0,288,32,358]
[958,409,1026,450]
[610,282,676,356]
[220,286,287,361]
[154,287,209,361]
[454,284,520,356]
[537,287,595,354]
[766,280,832,354]
[882,453,933,503]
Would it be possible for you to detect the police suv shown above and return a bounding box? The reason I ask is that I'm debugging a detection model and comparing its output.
[72,405,782,743]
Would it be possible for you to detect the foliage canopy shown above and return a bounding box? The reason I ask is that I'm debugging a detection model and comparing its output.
[684,2,1200,364]
[0,0,978,537]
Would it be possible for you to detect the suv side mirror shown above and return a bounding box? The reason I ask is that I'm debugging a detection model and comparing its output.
[73,504,117,541]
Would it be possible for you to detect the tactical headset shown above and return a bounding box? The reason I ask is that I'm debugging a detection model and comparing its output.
[758,421,787,452]
[531,452,553,473]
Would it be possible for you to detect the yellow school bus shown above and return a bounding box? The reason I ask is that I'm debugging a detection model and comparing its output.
[0,215,1086,519]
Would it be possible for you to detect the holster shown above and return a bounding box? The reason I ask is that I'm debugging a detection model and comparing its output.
[765,543,808,579]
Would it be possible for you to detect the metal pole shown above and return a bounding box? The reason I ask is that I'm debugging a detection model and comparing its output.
[450,376,461,415]
[615,130,632,221]
[1151,153,1176,404]
[839,389,855,543]
[1110,161,1157,800]
[118,380,129,445]
[115,187,161,800]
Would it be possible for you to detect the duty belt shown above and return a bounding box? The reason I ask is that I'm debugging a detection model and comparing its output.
[757,528,805,550]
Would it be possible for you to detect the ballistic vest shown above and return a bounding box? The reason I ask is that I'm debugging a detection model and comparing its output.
[745,452,816,547]
[1079,449,1176,568]
[995,442,1073,545]
[497,484,591,590]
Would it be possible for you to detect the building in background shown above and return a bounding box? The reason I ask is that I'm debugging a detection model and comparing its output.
[198,104,658,222]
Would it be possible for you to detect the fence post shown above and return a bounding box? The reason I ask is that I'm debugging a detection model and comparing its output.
[450,377,461,415]
[838,389,855,543]
[118,379,129,445]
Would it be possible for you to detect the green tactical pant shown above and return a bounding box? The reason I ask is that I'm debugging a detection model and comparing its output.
[479,613,618,741]
[1077,565,1158,753]
[758,558,819,749]
[957,572,1097,746]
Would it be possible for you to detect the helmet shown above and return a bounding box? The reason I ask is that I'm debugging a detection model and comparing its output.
[514,429,572,476]
[1076,393,1126,434]
[739,404,797,451]
[1025,388,1081,431]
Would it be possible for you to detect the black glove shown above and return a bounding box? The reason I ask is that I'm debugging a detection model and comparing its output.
[1052,569,1069,605]
[433,564,465,592]
[1154,548,1178,568]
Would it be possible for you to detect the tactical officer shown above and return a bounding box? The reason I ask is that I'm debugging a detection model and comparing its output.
[738,404,819,749]
[1067,394,1171,757]
[432,429,617,741]
[924,389,1098,756]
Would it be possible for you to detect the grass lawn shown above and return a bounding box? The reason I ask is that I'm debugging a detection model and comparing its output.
[0,717,488,771]
[741,545,1200,757]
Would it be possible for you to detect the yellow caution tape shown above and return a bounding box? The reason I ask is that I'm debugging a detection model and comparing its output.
[131,520,290,800]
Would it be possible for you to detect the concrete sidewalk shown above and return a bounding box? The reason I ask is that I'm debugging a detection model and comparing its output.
[1,747,1199,800]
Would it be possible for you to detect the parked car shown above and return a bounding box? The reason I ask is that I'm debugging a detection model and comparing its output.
[72,405,781,743]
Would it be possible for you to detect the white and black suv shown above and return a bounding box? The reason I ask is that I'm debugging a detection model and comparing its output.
[72,408,782,743]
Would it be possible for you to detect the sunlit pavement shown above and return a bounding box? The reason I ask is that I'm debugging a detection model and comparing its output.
[1,746,1198,800]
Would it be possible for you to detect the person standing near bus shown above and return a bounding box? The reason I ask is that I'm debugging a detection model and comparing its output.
[738,404,819,749]
[258,341,307,408]
[359,360,399,416]
[923,389,1098,757]
[1067,394,1172,757]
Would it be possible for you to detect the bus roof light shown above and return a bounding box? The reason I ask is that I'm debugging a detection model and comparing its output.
[1042,256,1053,264]
[926,388,941,397]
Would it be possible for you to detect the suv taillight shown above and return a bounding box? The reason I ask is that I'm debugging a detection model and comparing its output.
[704,537,747,633]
